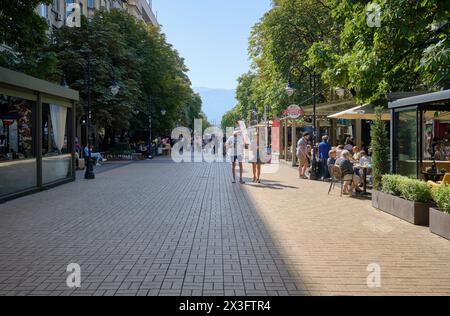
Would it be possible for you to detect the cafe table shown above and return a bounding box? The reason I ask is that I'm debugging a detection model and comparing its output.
[353,164,372,194]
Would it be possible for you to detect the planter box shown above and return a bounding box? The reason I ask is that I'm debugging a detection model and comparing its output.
[372,190,430,226]
[430,208,450,241]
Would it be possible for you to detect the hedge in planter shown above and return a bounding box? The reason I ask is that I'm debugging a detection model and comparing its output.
[372,175,432,225]
[430,186,450,241]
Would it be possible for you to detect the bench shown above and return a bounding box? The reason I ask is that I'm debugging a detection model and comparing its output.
[132,153,145,161]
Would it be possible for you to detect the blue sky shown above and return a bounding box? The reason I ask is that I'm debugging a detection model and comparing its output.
[152,0,272,90]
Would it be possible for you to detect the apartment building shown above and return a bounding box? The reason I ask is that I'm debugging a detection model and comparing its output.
[37,0,158,30]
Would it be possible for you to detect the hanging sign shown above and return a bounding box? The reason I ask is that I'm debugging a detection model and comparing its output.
[282,104,304,119]
[2,119,14,126]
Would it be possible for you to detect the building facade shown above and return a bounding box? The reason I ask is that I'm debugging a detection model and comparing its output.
[37,0,158,30]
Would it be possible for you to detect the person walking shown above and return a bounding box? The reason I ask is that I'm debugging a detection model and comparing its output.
[251,129,263,183]
[296,132,310,179]
[226,131,245,184]
[318,135,332,180]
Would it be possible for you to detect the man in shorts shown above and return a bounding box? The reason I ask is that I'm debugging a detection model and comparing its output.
[297,132,310,179]
[226,131,245,184]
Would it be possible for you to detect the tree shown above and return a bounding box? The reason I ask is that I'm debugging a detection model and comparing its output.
[234,0,449,123]
[221,107,241,131]
[371,106,389,190]
[51,13,142,145]
[0,0,57,78]
[250,0,338,110]
[50,10,204,147]
[331,0,450,103]
[0,0,51,55]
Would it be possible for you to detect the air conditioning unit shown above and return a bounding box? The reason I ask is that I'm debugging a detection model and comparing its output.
[56,12,63,21]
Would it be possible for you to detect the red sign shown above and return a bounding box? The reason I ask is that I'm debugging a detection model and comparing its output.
[282,104,304,118]
[2,119,14,126]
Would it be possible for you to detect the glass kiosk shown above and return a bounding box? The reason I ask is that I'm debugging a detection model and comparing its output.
[389,90,450,179]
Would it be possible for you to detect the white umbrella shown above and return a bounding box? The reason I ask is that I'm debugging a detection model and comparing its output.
[328,104,391,121]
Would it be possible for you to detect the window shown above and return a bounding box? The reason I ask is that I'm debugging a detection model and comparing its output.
[88,0,95,9]
[38,4,48,18]
[394,109,418,177]
[52,0,60,11]
[0,96,37,197]
[42,103,72,184]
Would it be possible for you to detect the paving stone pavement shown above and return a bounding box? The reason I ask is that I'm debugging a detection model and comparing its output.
[0,159,306,296]
[0,159,450,296]
[242,162,450,296]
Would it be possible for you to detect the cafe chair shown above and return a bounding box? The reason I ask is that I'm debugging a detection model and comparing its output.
[428,173,450,189]
[328,165,353,197]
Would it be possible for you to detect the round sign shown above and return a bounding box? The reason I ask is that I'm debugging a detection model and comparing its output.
[2,119,14,126]
[282,104,304,119]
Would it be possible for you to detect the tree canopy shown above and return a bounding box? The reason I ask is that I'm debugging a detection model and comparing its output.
[222,0,450,127]
[0,3,208,146]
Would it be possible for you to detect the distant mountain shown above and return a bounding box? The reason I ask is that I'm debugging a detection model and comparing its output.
[194,87,237,126]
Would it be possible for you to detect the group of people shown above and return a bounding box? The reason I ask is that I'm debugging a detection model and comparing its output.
[297,134,372,195]
[226,130,265,184]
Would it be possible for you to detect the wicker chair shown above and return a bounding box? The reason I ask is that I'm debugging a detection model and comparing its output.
[328,165,353,197]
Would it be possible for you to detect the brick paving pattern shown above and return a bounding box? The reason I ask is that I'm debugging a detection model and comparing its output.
[0,160,304,296]
[243,162,450,296]
[0,159,450,296]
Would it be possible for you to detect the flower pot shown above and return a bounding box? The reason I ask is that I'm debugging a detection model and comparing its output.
[372,190,430,226]
[430,208,450,241]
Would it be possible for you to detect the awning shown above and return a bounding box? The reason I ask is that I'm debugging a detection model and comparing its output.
[388,89,450,109]
[328,104,391,121]
[424,111,450,121]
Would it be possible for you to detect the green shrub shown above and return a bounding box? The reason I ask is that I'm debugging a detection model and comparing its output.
[398,177,432,203]
[432,186,450,214]
[371,106,390,190]
[381,175,403,196]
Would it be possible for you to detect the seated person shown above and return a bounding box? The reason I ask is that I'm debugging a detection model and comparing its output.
[335,149,345,167]
[359,151,371,166]
[84,145,107,166]
[339,150,362,195]
[327,149,337,168]
[434,144,443,161]
[352,146,361,161]
[0,134,6,155]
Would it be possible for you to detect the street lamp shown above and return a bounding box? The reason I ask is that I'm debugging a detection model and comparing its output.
[81,51,120,180]
[285,71,320,180]
[285,74,295,97]
[147,104,166,160]
[309,73,320,180]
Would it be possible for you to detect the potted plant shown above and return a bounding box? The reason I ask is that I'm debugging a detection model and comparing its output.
[372,175,432,226]
[370,106,390,190]
[430,186,450,240]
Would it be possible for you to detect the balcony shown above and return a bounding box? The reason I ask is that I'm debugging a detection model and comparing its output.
[141,0,158,26]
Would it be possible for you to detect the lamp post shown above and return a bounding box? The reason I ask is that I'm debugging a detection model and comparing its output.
[64,16,120,179]
[81,50,120,180]
[147,105,166,159]
[285,71,320,180]
[310,73,320,180]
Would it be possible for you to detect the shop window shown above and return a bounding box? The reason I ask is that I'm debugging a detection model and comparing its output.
[395,109,418,177]
[42,103,72,185]
[0,96,37,197]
